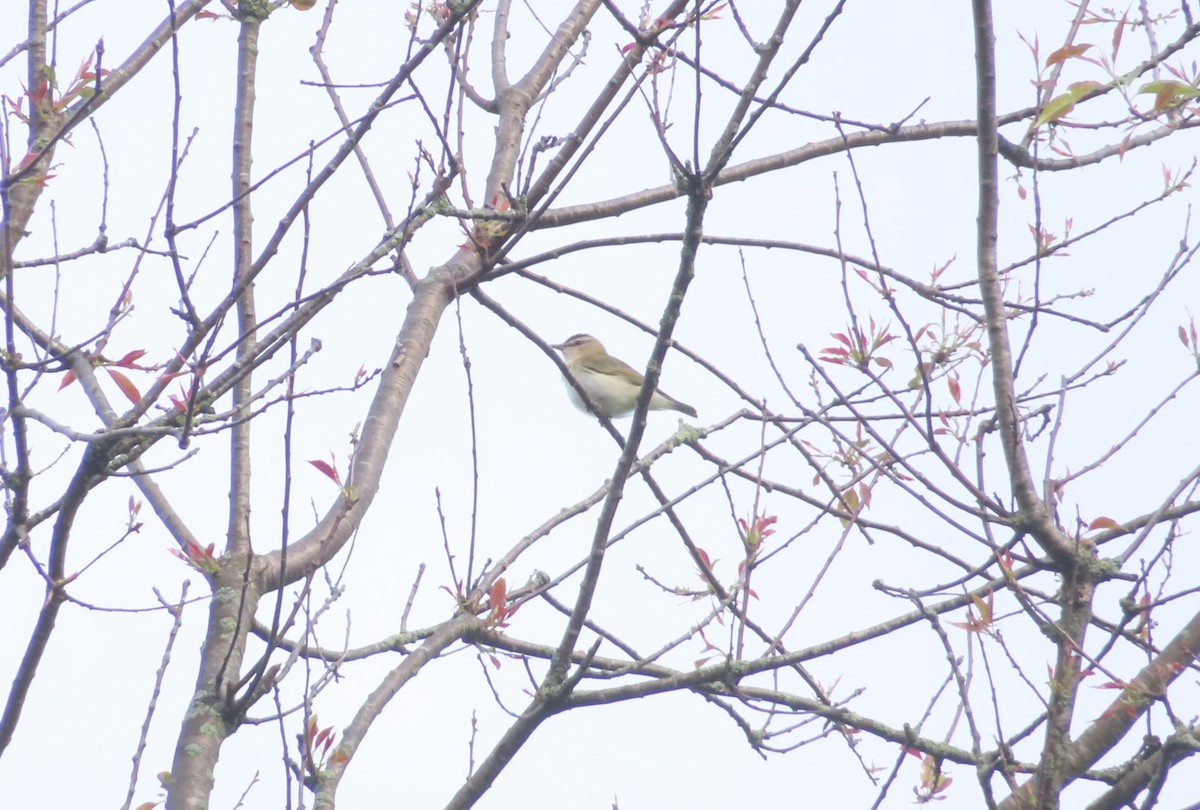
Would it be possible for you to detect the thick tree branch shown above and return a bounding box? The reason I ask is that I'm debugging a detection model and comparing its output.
[971,0,1073,566]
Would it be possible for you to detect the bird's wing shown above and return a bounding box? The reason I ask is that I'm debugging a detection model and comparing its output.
[580,355,645,384]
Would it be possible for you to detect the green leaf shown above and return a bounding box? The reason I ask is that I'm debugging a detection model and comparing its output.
[1033,81,1104,127]
[1138,80,1200,113]
[1138,80,1200,98]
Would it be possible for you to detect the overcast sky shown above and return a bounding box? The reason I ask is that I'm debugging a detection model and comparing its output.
[2,2,1199,808]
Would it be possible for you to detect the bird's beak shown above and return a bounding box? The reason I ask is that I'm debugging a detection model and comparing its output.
[551,342,565,351]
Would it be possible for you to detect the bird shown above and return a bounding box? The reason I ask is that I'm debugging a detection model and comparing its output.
[552,334,697,418]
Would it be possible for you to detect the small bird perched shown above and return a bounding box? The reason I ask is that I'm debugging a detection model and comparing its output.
[553,334,697,418]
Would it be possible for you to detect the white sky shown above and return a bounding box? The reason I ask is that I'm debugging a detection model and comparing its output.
[1,2,1198,808]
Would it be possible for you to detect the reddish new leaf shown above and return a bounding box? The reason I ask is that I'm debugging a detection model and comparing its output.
[490,577,507,612]
[114,349,148,369]
[1044,43,1091,67]
[107,368,142,405]
[308,458,341,484]
[1112,13,1127,59]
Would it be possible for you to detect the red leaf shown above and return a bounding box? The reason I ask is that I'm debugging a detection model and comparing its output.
[1117,132,1133,161]
[490,577,507,610]
[107,368,142,405]
[1045,43,1092,67]
[58,370,77,390]
[114,349,148,368]
[1087,516,1120,531]
[308,459,341,484]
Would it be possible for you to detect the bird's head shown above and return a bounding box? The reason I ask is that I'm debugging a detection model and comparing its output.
[553,334,608,364]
